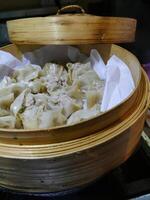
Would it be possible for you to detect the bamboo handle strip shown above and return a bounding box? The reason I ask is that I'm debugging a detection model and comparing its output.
[57,5,85,15]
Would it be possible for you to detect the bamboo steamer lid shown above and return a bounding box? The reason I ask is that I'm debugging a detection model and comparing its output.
[7,5,137,45]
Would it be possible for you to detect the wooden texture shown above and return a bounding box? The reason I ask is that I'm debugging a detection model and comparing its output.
[57,5,86,14]
[0,43,149,193]
[0,44,141,145]
[0,69,149,193]
[7,14,136,44]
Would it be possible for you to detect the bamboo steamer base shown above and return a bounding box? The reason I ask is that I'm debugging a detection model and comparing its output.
[0,69,149,193]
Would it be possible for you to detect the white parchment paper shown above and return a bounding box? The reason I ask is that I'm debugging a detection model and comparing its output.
[0,45,135,112]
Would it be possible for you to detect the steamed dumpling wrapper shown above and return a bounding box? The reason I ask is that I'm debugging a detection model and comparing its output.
[28,79,46,93]
[0,57,105,129]
[10,89,30,116]
[0,76,15,88]
[40,63,68,85]
[24,93,50,108]
[33,93,49,107]
[0,108,10,117]
[0,82,27,98]
[13,64,41,82]
[0,116,16,128]
[60,95,82,117]
[24,93,34,107]
[67,105,100,125]
[21,105,66,129]
[67,81,82,99]
[67,62,91,81]
[68,62,104,92]
[43,67,69,95]
[40,63,62,77]
[39,110,66,129]
[0,93,14,108]
[20,105,43,129]
[78,71,102,90]
[86,90,101,109]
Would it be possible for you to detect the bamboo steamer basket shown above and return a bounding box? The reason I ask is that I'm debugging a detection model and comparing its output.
[0,44,142,145]
[0,5,149,193]
[0,68,149,192]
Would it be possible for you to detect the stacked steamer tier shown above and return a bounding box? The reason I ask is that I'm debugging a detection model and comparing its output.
[0,5,149,193]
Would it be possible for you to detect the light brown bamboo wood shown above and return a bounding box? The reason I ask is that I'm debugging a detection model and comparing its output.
[0,44,141,145]
[0,42,149,193]
[7,13,137,45]
[0,69,149,193]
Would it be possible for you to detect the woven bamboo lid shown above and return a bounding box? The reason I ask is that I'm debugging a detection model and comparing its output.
[7,5,137,45]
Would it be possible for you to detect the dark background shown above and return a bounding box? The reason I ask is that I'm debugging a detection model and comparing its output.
[0,0,150,63]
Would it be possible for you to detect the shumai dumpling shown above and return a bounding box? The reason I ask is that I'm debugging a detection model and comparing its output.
[78,71,101,90]
[0,93,14,108]
[67,62,91,81]
[0,108,10,117]
[34,93,49,107]
[0,116,16,128]
[28,79,46,93]
[21,105,43,129]
[41,63,62,78]
[10,89,30,116]
[39,110,66,129]
[0,76,15,88]
[67,81,82,99]
[67,105,100,125]
[0,82,27,98]
[60,95,82,117]
[13,64,41,82]
[86,90,101,108]
[24,93,34,107]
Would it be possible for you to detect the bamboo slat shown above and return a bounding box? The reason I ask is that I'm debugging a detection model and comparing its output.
[7,6,136,45]
[0,69,148,193]
[0,41,149,193]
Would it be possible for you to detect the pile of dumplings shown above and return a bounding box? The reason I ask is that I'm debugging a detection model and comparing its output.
[0,62,105,129]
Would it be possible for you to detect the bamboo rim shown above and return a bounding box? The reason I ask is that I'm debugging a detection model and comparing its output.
[0,69,148,159]
[0,44,141,134]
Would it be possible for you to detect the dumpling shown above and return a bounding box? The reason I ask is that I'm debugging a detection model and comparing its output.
[39,110,55,128]
[28,79,46,93]
[67,81,82,99]
[67,105,100,125]
[86,90,101,108]
[0,87,12,97]
[10,89,30,116]
[24,93,34,107]
[0,82,27,99]
[55,110,66,126]
[45,73,69,95]
[78,71,101,90]
[39,110,66,129]
[0,116,16,128]
[0,93,14,108]
[0,108,10,117]
[41,63,62,78]
[34,93,49,107]
[0,76,15,88]
[58,68,68,87]
[60,95,82,117]
[67,62,91,81]
[10,82,27,96]
[13,64,41,82]
[46,80,61,94]
[21,105,43,129]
